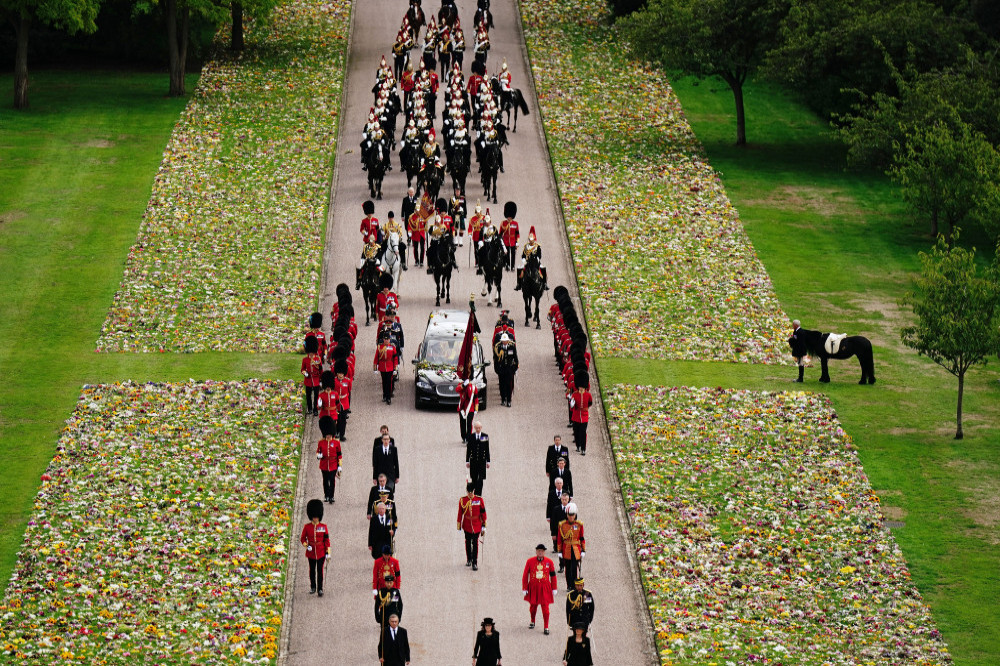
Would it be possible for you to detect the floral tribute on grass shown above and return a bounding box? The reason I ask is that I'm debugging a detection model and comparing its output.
[521,0,789,363]
[0,380,301,663]
[97,0,350,353]
[606,384,950,665]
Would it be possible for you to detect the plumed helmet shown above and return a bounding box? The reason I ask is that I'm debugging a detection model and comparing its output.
[565,502,578,515]
[503,201,517,218]
[334,359,349,375]
[304,336,319,354]
[363,200,375,215]
[475,200,482,214]
[501,59,508,71]
[307,499,325,521]
[379,273,394,290]
[500,333,510,342]
[309,312,323,329]
[528,226,536,241]
[321,370,335,389]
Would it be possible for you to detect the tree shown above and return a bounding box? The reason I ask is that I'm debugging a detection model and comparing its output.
[1,0,101,108]
[888,117,1000,241]
[230,0,275,52]
[617,0,790,146]
[135,0,226,96]
[900,234,1000,439]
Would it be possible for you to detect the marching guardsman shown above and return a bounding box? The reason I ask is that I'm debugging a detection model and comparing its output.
[569,379,594,454]
[499,201,519,270]
[457,378,479,443]
[301,336,323,416]
[379,304,405,353]
[383,211,408,270]
[375,575,404,625]
[401,60,416,109]
[515,226,548,291]
[333,359,352,441]
[457,481,487,570]
[522,544,558,634]
[360,199,380,243]
[498,59,512,91]
[372,546,402,596]
[369,501,396,559]
[468,201,486,266]
[557,503,585,591]
[374,332,400,404]
[376,273,400,323]
[317,371,338,428]
[301,499,330,596]
[467,59,485,103]
[316,426,342,503]
[493,332,518,408]
[305,312,327,358]
[356,233,382,290]
[449,185,467,244]
[565,578,595,630]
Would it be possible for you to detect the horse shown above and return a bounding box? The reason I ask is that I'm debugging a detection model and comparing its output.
[479,143,501,203]
[789,327,876,384]
[490,77,529,132]
[364,140,389,200]
[419,162,445,201]
[446,143,470,195]
[477,234,504,307]
[437,1,459,29]
[405,3,425,42]
[359,258,381,326]
[380,230,403,292]
[430,234,453,306]
[475,0,493,29]
[521,253,544,328]
[401,142,421,189]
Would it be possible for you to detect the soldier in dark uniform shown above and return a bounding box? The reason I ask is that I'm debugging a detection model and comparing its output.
[368,477,396,519]
[375,574,404,625]
[565,578,595,630]
[465,421,491,495]
[493,332,518,407]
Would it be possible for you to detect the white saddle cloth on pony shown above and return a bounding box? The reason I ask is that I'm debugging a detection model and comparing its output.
[824,333,847,355]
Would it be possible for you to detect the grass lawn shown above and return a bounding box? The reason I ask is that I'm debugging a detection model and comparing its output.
[0,70,299,589]
[600,77,1000,664]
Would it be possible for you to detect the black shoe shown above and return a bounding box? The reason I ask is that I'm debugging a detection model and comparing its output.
[318,589,324,597]
[472,563,478,571]
[362,165,367,171]
[466,560,472,567]
[543,628,549,635]
[310,586,316,594]
[500,166,505,173]
[543,284,550,291]
[558,567,564,573]
[793,378,804,383]
[402,265,408,271]
[476,268,483,275]
[514,284,521,291]
[528,623,535,629]
[581,451,586,456]
[387,398,392,405]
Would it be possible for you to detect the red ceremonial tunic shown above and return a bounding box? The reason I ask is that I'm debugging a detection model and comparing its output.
[373,556,401,589]
[300,522,330,560]
[301,354,323,387]
[522,556,558,605]
[376,291,400,322]
[466,73,483,96]
[457,383,478,415]
[438,213,454,234]
[306,329,327,358]
[374,343,399,372]
[408,212,425,242]
[468,213,485,242]
[317,436,342,472]
[345,353,356,379]
[334,375,353,411]
[557,519,586,559]
[401,71,415,93]
[570,389,593,423]
[457,495,486,533]
[361,215,380,239]
[500,218,519,247]
[428,71,440,94]
[317,388,338,419]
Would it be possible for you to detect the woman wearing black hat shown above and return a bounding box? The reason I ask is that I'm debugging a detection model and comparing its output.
[562,623,592,665]
[472,617,502,666]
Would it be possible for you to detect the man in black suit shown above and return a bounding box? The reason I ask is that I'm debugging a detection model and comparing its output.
[373,424,396,449]
[368,474,395,519]
[373,433,401,488]
[401,187,418,228]
[378,614,411,665]
[545,434,570,477]
[547,490,571,563]
[465,420,491,495]
[369,502,396,558]
[548,457,573,497]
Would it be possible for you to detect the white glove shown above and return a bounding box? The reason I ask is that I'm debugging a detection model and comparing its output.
[306,546,313,552]
[302,371,309,377]
[317,398,324,408]
[553,589,558,596]
[317,453,323,460]
[522,590,527,597]
[581,552,585,559]
[373,590,378,596]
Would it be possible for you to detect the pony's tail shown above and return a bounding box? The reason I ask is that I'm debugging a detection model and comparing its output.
[517,94,529,116]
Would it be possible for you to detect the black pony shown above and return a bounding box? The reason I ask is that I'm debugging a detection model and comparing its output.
[359,257,381,326]
[789,328,876,384]
[363,140,389,200]
[490,76,529,132]
[521,252,544,328]
[479,143,501,204]
[478,234,505,307]
[430,237,453,306]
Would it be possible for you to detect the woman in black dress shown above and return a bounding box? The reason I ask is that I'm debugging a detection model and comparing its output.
[563,623,593,666]
[472,617,502,666]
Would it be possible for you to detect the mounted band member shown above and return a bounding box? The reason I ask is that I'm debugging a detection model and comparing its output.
[516,226,548,291]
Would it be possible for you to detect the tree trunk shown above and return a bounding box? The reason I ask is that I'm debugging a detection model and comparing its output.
[13,15,30,110]
[955,371,964,440]
[722,73,747,147]
[166,0,189,96]
[930,209,939,238]
[231,2,244,51]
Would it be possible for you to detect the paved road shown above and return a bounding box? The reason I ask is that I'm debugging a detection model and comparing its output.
[281,1,655,663]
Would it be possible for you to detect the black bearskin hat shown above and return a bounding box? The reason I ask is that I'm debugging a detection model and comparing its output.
[307,499,325,521]
[503,201,517,218]
[321,370,335,389]
[574,371,590,389]
[319,415,337,437]
[552,285,569,301]
[472,60,486,76]
[340,303,355,318]
[336,283,350,300]
[436,197,449,212]
[309,312,323,329]
[304,336,319,354]
[379,273,395,290]
[334,359,349,375]
[363,200,375,215]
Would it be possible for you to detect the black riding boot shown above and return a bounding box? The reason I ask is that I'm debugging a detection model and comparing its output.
[515,270,522,291]
[795,366,804,383]
[541,266,549,290]
[355,268,362,291]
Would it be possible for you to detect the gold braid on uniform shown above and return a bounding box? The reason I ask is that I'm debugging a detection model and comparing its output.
[567,590,584,610]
